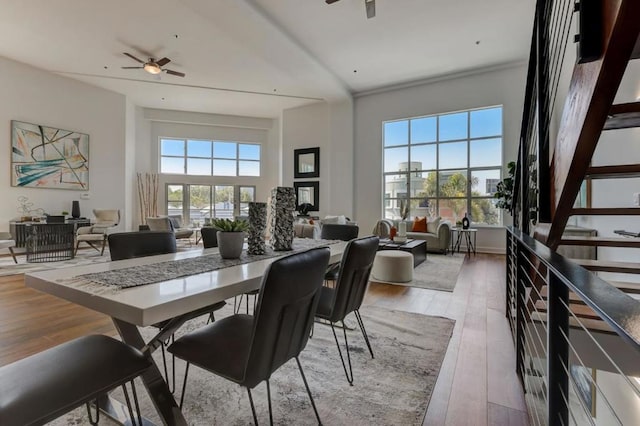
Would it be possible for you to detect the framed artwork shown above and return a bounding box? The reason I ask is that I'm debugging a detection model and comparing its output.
[11,120,89,190]
[570,365,596,417]
[294,181,319,212]
[294,147,320,178]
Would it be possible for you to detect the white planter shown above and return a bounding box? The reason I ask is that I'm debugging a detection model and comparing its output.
[217,231,245,259]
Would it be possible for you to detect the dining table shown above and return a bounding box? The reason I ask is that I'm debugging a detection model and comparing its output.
[24,239,347,426]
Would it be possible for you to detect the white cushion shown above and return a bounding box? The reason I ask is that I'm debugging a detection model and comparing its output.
[426,217,441,234]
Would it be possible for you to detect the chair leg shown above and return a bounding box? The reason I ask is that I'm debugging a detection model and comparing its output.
[100,237,107,255]
[354,310,374,359]
[75,241,81,257]
[179,362,190,409]
[121,383,136,425]
[266,379,273,426]
[330,321,354,385]
[8,247,17,264]
[247,387,259,426]
[86,398,100,425]
[206,311,215,324]
[295,357,322,425]
[160,336,176,394]
[235,295,243,314]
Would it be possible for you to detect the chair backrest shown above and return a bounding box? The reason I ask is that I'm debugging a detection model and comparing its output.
[146,217,173,232]
[320,224,359,241]
[93,209,120,226]
[243,247,330,388]
[168,215,183,229]
[200,227,219,248]
[327,236,379,322]
[107,231,177,261]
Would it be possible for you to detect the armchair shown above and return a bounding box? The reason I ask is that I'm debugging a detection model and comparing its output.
[147,216,194,244]
[0,232,18,264]
[75,209,120,256]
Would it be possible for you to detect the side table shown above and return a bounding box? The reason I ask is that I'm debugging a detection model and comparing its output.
[452,228,477,256]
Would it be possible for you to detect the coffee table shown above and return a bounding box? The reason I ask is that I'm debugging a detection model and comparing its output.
[378,238,427,267]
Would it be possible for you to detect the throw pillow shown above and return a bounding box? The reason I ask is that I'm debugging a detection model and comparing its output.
[426,217,441,233]
[412,217,427,232]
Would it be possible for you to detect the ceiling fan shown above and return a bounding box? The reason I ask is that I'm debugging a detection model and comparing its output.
[121,53,186,77]
[326,0,375,19]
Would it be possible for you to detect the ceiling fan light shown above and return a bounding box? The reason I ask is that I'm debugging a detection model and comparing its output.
[143,63,162,75]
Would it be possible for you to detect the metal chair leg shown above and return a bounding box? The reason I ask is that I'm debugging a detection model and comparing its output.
[207,311,215,324]
[121,383,137,426]
[247,387,259,426]
[296,357,322,425]
[160,338,176,393]
[8,247,17,264]
[130,379,143,426]
[100,237,107,255]
[86,398,100,425]
[330,321,354,385]
[354,310,374,359]
[179,362,190,409]
[266,380,273,426]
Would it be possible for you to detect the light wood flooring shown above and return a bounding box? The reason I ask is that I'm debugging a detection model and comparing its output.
[0,253,529,425]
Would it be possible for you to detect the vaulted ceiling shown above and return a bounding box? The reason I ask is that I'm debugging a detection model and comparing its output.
[0,0,535,118]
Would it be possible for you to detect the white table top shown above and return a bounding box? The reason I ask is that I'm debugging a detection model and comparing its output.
[25,242,347,327]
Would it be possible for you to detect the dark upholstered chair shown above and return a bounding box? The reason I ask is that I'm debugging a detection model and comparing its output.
[320,224,360,282]
[169,247,331,425]
[108,231,177,261]
[108,231,225,393]
[315,236,379,385]
[0,335,150,426]
[200,226,219,248]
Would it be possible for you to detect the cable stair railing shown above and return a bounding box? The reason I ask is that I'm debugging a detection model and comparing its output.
[508,1,640,424]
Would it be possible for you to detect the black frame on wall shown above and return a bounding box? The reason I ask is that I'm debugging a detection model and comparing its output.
[294,181,319,212]
[294,147,320,178]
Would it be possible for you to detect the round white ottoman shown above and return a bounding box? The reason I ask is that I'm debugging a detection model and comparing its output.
[371,251,413,283]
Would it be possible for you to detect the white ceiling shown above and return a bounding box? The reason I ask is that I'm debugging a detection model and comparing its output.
[0,0,535,118]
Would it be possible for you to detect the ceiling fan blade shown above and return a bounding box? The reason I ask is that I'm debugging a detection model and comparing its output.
[164,69,185,77]
[156,57,171,66]
[121,66,143,69]
[326,0,340,4]
[123,52,145,64]
[366,0,376,19]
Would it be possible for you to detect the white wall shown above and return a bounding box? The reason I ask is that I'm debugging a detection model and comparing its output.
[282,99,354,219]
[354,65,527,252]
[134,108,279,226]
[0,56,128,231]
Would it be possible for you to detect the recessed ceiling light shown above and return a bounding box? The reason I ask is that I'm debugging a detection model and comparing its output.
[353,70,358,73]
[475,40,481,45]
[103,66,108,69]
[161,97,165,100]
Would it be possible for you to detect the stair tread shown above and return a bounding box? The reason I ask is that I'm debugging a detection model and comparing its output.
[530,311,613,334]
[534,300,600,320]
[571,208,640,215]
[604,102,640,130]
[585,164,640,179]
[605,281,640,294]
[571,259,640,273]
[560,236,640,247]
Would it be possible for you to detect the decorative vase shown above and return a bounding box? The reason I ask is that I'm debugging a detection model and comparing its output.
[398,221,407,237]
[248,202,267,255]
[217,231,245,259]
[268,187,296,251]
[71,201,81,219]
[462,213,470,230]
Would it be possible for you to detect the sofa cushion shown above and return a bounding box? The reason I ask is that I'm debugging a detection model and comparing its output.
[412,217,427,232]
[427,217,441,233]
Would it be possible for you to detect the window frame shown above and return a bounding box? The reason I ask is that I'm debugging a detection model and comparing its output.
[382,106,503,226]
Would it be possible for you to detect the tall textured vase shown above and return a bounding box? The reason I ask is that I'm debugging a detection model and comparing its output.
[248,202,267,255]
[268,187,296,251]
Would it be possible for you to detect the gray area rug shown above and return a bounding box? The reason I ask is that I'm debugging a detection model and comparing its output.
[0,248,112,277]
[371,253,465,292]
[52,305,455,425]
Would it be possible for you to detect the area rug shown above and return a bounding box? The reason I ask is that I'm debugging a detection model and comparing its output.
[371,253,465,292]
[53,305,455,425]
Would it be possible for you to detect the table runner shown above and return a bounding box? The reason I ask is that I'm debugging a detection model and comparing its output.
[76,238,340,290]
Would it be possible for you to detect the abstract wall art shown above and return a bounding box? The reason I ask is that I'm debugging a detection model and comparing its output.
[11,120,89,190]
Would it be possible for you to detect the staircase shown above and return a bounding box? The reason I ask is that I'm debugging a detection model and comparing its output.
[518,1,640,336]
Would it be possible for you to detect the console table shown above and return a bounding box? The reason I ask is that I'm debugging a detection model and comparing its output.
[10,219,90,248]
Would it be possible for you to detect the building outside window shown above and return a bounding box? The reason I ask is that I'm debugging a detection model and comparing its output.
[383,106,503,225]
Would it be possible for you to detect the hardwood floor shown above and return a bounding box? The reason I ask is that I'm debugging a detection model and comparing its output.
[0,253,529,425]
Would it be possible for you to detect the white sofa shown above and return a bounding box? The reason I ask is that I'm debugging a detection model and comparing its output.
[373,218,452,254]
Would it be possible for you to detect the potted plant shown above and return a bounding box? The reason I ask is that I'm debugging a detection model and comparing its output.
[211,218,249,259]
[494,161,516,214]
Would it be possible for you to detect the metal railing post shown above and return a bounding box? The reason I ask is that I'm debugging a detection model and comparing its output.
[506,231,512,319]
[547,271,569,425]
[515,241,526,385]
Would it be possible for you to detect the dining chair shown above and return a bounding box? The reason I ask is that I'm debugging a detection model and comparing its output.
[108,231,226,393]
[168,246,331,425]
[314,235,379,385]
[0,335,150,426]
[200,226,219,248]
[320,223,360,284]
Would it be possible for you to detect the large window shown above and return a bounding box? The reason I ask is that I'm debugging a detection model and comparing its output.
[383,106,503,225]
[166,184,256,225]
[160,139,261,177]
